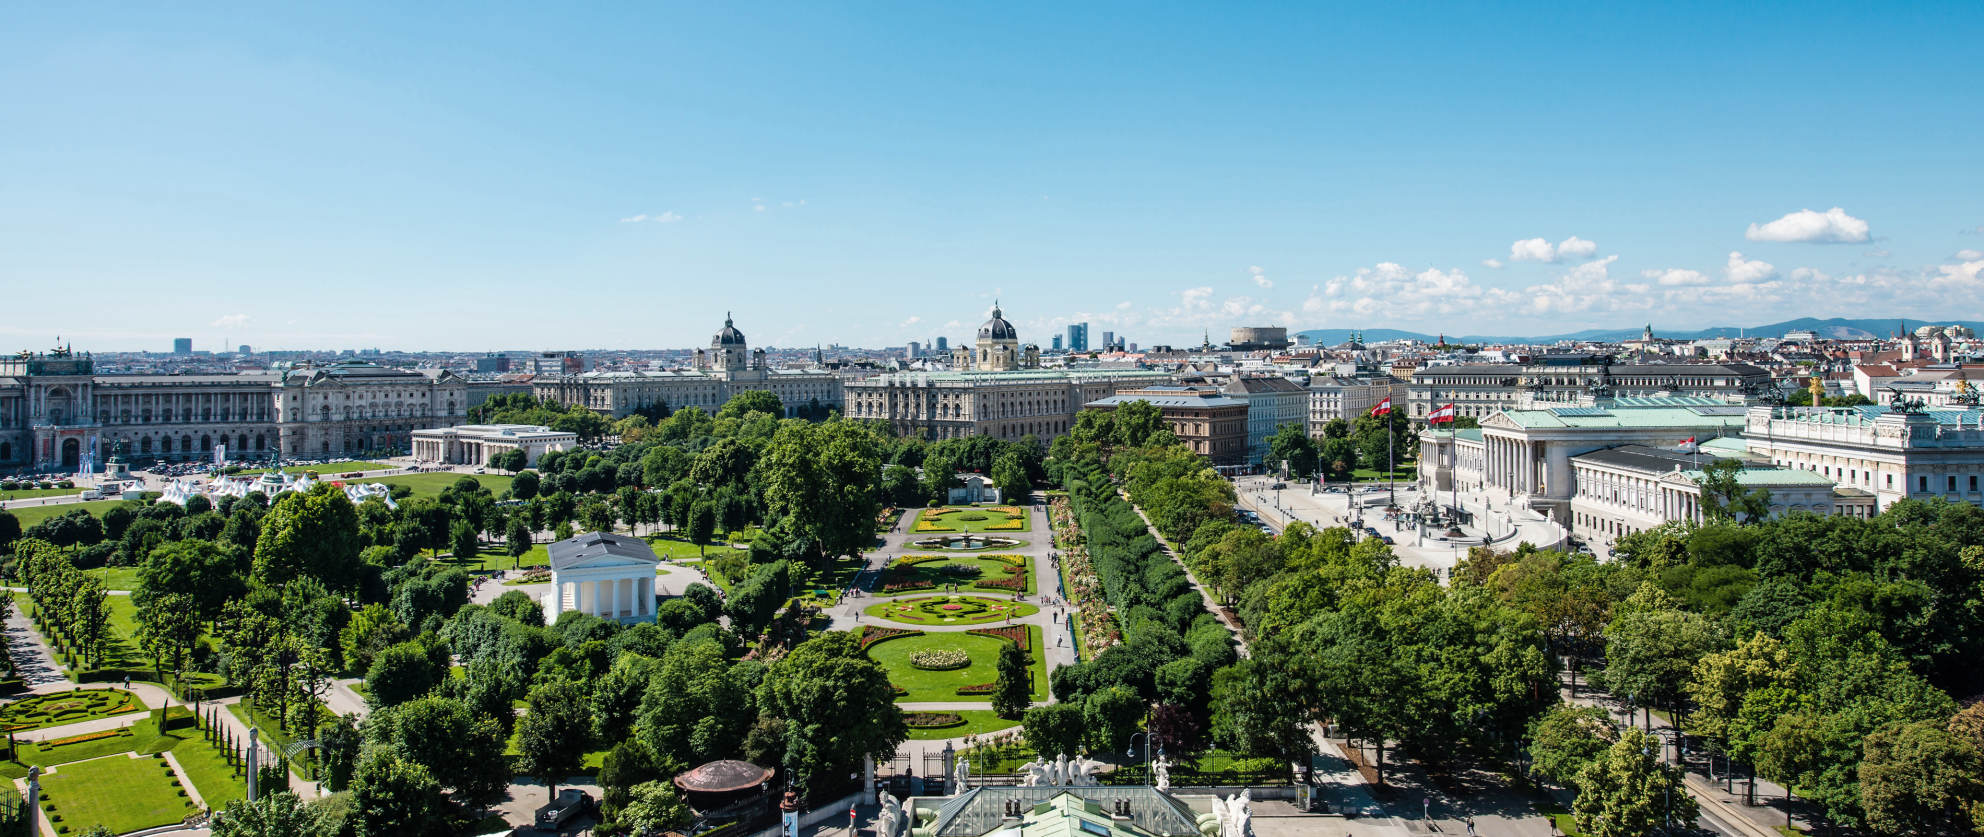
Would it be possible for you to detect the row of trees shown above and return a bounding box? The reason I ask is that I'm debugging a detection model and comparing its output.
[1262,410,1432,482]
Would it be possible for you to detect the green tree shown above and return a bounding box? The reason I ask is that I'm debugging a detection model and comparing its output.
[252,484,361,590]
[1022,703,1085,759]
[756,631,906,791]
[1600,592,1723,723]
[134,538,241,622]
[209,791,319,837]
[718,390,784,420]
[510,469,541,501]
[1685,632,1793,748]
[992,640,1031,719]
[687,501,716,556]
[450,520,480,562]
[506,516,532,565]
[350,749,450,837]
[1082,684,1144,753]
[0,509,19,554]
[1264,423,1319,479]
[366,695,511,806]
[1318,436,1359,482]
[1857,719,1984,835]
[760,422,883,561]
[133,591,201,680]
[1696,458,1773,524]
[365,638,449,708]
[1570,728,1698,837]
[515,680,593,803]
[991,450,1034,504]
[1526,704,1615,791]
[617,780,692,835]
[1207,659,1312,764]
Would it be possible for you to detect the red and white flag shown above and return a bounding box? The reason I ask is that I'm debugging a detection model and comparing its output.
[1429,403,1457,424]
[1678,436,1698,451]
[1371,397,1393,417]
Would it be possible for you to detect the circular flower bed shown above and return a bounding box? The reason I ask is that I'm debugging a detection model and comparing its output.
[910,648,971,670]
[864,595,1038,625]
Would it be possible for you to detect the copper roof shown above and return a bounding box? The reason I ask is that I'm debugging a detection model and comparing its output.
[673,760,773,793]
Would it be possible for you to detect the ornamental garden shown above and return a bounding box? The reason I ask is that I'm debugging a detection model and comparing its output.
[859,625,1046,705]
[911,506,1030,534]
[863,595,1039,626]
[878,554,1033,596]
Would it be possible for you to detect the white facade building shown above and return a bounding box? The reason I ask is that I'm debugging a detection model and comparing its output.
[410,424,576,468]
[1220,375,1308,465]
[545,532,659,624]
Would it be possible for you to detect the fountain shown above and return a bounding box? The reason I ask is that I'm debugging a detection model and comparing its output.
[910,534,1023,551]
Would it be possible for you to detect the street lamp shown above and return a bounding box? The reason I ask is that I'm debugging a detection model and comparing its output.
[1127,731,1159,779]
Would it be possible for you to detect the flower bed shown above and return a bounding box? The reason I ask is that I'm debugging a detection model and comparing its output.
[866,595,1036,625]
[0,689,143,732]
[903,712,966,729]
[985,518,1025,531]
[967,625,1030,650]
[43,727,132,748]
[954,683,995,696]
[858,626,924,650]
[910,648,971,671]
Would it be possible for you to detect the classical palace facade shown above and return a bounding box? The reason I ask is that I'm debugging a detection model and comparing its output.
[846,305,1167,441]
[0,348,465,470]
[533,315,842,418]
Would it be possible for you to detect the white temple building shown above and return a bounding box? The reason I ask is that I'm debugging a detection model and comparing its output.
[544,531,660,623]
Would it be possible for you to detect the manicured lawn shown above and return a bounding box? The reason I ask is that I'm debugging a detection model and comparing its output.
[0,486,84,499]
[237,460,395,476]
[645,531,755,561]
[913,506,1031,534]
[6,499,129,529]
[350,472,513,499]
[866,627,1046,703]
[865,596,1038,626]
[94,566,143,591]
[226,700,331,780]
[40,753,198,834]
[879,555,1033,596]
[169,730,248,808]
[904,709,1023,740]
[1348,465,1417,482]
[0,688,146,733]
[440,544,550,572]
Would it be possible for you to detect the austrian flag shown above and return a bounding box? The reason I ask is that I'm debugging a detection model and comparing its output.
[1371,397,1393,417]
[1429,403,1457,424]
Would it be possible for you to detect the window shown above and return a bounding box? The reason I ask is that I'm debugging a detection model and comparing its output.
[1949,476,1958,492]
[1919,476,1929,493]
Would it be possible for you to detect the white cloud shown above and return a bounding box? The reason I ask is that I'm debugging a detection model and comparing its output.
[211,313,249,329]
[1864,247,1890,258]
[1509,238,1556,262]
[618,214,648,223]
[1306,262,1520,321]
[619,211,683,224]
[1643,268,1711,287]
[1248,266,1273,288]
[1556,236,1598,259]
[1482,258,1504,269]
[1789,267,1832,282]
[1956,249,1984,261]
[900,316,922,327]
[655,211,683,223]
[1939,260,1984,285]
[1726,251,1778,284]
[753,204,766,212]
[1745,207,1870,243]
[1508,236,1601,263]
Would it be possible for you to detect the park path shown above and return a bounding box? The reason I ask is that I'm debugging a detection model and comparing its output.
[1121,493,1249,658]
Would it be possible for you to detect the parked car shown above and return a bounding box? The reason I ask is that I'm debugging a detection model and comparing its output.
[536,789,593,829]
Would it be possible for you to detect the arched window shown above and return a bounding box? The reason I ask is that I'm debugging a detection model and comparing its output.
[140,437,152,453]
[182,435,193,453]
[255,434,266,451]
[200,435,212,452]
[237,434,247,451]
[160,436,172,453]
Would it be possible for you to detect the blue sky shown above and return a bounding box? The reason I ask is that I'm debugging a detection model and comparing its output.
[4,2,1981,351]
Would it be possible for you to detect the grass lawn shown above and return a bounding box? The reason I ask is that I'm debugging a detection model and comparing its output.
[879,555,1034,596]
[350,472,513,499]
[237,460,395,476]
[865,596,1038,626]
[866,627,1046,703]
[38,754,198,834]
[6,499,129,529]
[904,709,1023,740]
[645,531,755,561]
[440,543,550,572]
[0,486,85,500]
[169,731,248,809]
[226,701,331,780]
[913,506,1031,534]
[1348,465,1417,482]
[93,566,143,591]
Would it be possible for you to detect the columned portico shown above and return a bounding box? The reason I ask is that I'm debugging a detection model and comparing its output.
[545,531,661,624]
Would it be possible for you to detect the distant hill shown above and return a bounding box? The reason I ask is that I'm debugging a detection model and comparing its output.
[1296,317,1984,346]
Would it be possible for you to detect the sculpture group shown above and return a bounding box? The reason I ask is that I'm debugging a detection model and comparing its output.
[1016,753,1106,787]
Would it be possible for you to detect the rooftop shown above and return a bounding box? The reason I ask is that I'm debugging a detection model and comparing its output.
[926,788,1200,837]
[547,531,659,571]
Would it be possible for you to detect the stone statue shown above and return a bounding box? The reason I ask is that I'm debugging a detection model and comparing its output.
[877,792,904,837]
[1152,755,1172,793]
[1067,755,1104,787]
[1054,754,1070,786]
[1214,789,1253,837]
[1017,758,1053,787]
[952,758,970,794]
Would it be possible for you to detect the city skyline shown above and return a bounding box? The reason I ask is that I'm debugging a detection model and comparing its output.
[4,2,1982,351]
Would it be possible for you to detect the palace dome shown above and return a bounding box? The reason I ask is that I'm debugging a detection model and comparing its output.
[713,314,747,347]
[978,304,1018,341]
